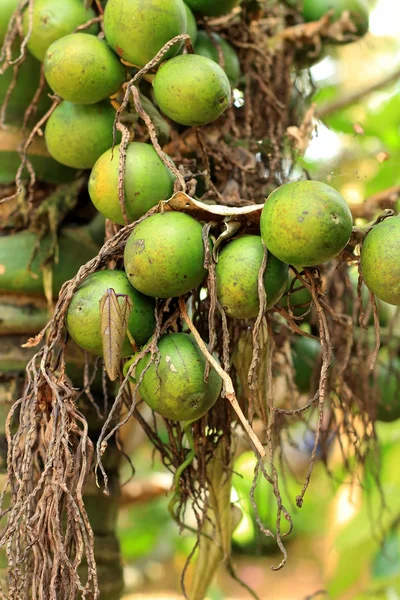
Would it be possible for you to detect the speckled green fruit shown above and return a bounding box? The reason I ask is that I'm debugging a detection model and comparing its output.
[279,273,312,317]
[361,217,400,306]
[194,31,240,86]
[124,212,207,298]
[44,33,125,104]
[376,356,400,422]
[184,3,197,44]
[136,333,222,421]
[0,227,99,297]
[104,0,187,67]
[216,235,288,319]
[292,336,321,394]
[185,0,242,17]
[0,0,19,45]
[89,142,175,225]
[45,101,119,169]
[302,0,369,37]
[22,0,98,62]
[261,181,353,267]
[153,54,231,126]
[66,271,155,356]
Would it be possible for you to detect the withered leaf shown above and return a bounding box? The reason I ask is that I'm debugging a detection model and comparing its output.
[100,289,133,381]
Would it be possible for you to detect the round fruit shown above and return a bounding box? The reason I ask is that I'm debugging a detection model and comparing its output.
[292,336,321,394]
[360,217,400,306]
[22,0,98,62]
[194,31,240,86]
[44,33,125,104]
[66,270,156,356]
[302,0,369,37]
[260,181,353,267]
[185,0,242,17]
[216,235,289,319]
[135,333,222,421]
[154,54,231,126]
[45,101,119,169]
[0,0,19,46]
[124,212,207,298]
[104,0,187,67]
[89,142,175,225]
[184,3,198,44]
[376,355,400,422]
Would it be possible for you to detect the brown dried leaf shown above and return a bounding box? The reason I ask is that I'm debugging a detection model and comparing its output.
[166,192,263,226]
[100,289,133,381]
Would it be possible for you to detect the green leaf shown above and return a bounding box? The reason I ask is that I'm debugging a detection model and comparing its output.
[100,289,133,381]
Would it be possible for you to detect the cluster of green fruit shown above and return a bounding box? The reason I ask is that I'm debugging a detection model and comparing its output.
[1,0,245,222]
[66,179,361,421]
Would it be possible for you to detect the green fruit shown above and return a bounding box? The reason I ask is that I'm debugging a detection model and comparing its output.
[135,333,222,421]
[376,356,400,422]
[260,181,353,267]
[45,101,118,169]
[22,0,98,62]
[216,235,288,319]
[184,3,197,44]
[0,227,99,297]
[44,33,125,104]
[154,54,231,126]
[292,336,321,394]
[185,0,242,17]
[0,0,19,46]
[124,212,207,298]
[104,0,187,67]
[89,142,175,225]
[361,217,400,306]
[66,270,156,356]
[302,0,369,37]
[279,274,312,317]
[194,31,240,86]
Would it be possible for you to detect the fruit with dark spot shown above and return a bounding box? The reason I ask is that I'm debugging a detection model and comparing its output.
[301,0,369,38]
[360,217,400,306]
[89,142,175,225]
[45,101,120,169]
[44,33,125,104]
[216,235,288,319]
[153,54,231,126]
[260,180,353,267]
[66,270,155,356]
[135,333,222,421]
[22,0,98,62]
[185,0,242,17]
[104,0,187,67]
[124,211,207,298]
[184,3,197,44]
[194,31,240,86]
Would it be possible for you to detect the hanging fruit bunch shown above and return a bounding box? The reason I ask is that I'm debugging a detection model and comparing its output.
[1,0,399,599]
